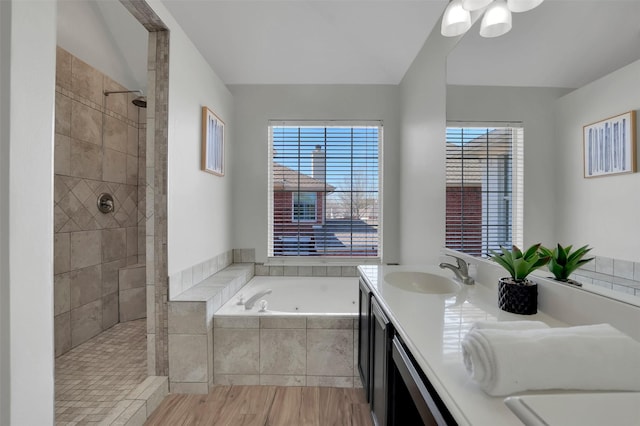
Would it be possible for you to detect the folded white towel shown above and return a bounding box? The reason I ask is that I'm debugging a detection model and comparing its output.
[469,320,549,332]
[461,323,640,396]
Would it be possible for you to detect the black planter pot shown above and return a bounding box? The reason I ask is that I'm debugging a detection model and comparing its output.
[498,278,537,315]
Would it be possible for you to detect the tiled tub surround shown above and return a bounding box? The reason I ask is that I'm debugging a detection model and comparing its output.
[212,276,360,387]
[571,255,640,297]
[168,262,255,393]
[54,47,146,356]
[213,315,360,388]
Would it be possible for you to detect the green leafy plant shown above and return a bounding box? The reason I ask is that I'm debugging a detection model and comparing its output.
[539,244,594,281]
[489,244,551,285]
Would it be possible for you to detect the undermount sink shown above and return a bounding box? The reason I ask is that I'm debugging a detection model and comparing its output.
[384,271,460,294]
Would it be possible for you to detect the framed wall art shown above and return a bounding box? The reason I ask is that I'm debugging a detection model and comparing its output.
[583,110,636,178]
[202,106,225,176]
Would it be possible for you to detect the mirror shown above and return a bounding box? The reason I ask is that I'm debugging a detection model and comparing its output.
[445,0,640,303]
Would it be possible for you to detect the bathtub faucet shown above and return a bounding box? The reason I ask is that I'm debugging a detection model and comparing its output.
[439,255,474,285]
[244,289,272,310]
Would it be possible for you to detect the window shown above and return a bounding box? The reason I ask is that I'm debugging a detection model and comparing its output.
[292,192,316,221]
[445,124,523,257]
[268,121,382,259]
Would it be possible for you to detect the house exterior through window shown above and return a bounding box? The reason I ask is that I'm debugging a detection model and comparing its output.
[445,124,523,257]
[268,121,382,259]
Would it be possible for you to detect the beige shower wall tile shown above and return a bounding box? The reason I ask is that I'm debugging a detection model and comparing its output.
[102,292,119,329]
[56,47,72,90]
[71,101,102,146]
[120,287,146,322]
[54,232,71,274]
[71,56,103,105]
[102,258,127,296]
[70,299,102,347]
[127,154,138,185]
[70,230,102,269]
[55,312,71,357]
[102,228,126,262]
[104,78,128,117]
[128,125,139,156]
[54,272,71,315]
[70,138,102,181]
[307,329,354,377]
[104,115,128,153]
[55,134,71,176]
[69,264,102,309]
[55,94,72,136]
[103,148,127,184]
[259,329,306,375]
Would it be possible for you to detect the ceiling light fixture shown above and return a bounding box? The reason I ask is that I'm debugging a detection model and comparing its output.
[441,0,544,38]
[480,0,512,38]
[441,0,471,37]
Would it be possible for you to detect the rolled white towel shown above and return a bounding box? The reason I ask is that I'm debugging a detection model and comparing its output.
[469,320,549,333]
[461,323,640,396]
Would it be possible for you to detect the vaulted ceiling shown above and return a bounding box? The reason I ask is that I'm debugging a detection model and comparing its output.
[162,0,640,88]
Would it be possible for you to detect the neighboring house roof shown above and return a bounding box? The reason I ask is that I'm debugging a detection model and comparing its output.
[273,163,336,192]
[446,128,513,186]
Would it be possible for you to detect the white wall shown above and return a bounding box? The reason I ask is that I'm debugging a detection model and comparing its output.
[229,85,401,263]
[148,1,235,274]
[398,28,461,264]
[446,85,570,248]
[555,59,640,262]
[57,0,147,91]
[0,1,57,424]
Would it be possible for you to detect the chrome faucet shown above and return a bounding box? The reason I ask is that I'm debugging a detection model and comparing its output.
[439,255,474,285]
[244,289,272,310]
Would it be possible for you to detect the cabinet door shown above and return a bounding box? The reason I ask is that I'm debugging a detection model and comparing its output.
[370,296,391,426]
[358,278,372,401]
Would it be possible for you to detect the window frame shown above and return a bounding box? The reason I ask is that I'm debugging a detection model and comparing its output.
[292,192,317,222]
[445,121,524,257]
[267,120,383,264]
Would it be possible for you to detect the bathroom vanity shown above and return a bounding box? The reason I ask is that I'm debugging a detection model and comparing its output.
[357,262,640,426]
[357,264,561,426]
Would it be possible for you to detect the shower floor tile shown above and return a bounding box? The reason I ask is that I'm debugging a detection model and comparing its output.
[55,319,147,425]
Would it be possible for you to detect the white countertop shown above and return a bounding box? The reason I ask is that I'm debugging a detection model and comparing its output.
[358,264,567,426]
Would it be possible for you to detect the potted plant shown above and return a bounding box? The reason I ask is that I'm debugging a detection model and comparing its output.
[538,244,594,287]
[489,244,550,315]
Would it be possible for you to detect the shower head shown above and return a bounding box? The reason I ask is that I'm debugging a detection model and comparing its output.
[132,96,147,108]
[103,90,147,108]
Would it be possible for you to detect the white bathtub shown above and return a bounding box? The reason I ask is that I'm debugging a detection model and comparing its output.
[215,276,359,315]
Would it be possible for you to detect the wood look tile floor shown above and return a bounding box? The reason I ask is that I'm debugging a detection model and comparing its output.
[145,385,373,426]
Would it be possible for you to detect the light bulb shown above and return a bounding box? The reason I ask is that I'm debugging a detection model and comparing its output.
[441,0,472,37]
[461,0,494,11]
[480,0,512,38]
[507,0,544,13]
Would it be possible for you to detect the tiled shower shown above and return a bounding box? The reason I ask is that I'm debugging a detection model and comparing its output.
[53,46,147,357]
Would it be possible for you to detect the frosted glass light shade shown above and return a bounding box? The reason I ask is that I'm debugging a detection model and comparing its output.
[507,0,544,13]
[480,0,512,38]
[441,0,472,37]
[461,0,494,11]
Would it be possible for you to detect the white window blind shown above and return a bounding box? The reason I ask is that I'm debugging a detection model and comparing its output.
[268,121,382,259]
[445,124,523,257]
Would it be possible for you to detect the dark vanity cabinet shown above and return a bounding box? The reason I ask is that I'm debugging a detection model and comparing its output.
[369,296,392,426]
[358,276,457,426]
[358,278,372,401]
